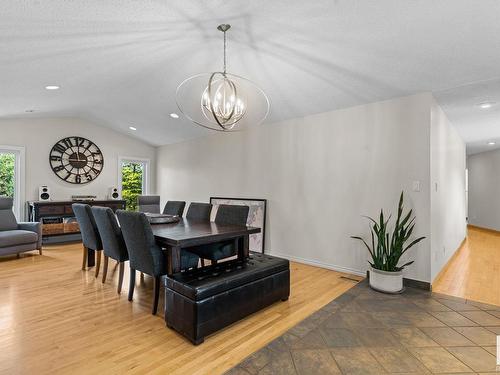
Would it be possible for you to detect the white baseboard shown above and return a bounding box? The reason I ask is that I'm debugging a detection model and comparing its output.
[266,250,366,277]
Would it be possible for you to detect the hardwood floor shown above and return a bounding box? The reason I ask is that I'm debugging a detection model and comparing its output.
[432,226,500,306]
[0,243,359,375]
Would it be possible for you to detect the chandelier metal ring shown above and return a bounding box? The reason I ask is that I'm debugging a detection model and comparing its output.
[175,24,270,132]
[176,72,269,132]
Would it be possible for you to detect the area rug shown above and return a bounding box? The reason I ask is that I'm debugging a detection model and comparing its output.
[226,280,500,374]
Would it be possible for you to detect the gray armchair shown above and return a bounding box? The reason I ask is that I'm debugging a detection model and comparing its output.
[0,197,42,256]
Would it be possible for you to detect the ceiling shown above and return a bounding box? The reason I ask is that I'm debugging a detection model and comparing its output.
[1,0,500,151]
[434,79,500,154]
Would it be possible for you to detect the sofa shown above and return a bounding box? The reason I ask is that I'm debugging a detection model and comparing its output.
[0,197,42,256]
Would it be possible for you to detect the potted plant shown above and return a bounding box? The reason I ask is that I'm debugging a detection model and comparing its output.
[351,192,425,293]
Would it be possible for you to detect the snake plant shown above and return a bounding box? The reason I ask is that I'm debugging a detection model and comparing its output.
[351,192,425,272]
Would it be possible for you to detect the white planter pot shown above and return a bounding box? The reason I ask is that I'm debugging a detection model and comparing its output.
[369,267,403,294]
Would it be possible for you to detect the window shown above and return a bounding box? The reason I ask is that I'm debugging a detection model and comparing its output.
[118,157,149,211]
[0,146,25,219]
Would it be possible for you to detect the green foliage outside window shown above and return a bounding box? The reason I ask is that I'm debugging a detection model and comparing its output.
[0,153,15,198]
[121,162,144,211]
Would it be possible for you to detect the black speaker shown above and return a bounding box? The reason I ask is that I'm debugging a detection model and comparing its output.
[39,186,51,201]
[108,187,121,200]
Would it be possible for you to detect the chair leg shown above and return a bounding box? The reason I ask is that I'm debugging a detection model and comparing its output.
[102,256,109,283]
[38,248,43,255]
[128,268,136,301]
[95,250,102,278]
[17,253,20,259]
[82,246,88,270]
[117,262,125,294]
[152,276,160,315]
[201,259,205,267]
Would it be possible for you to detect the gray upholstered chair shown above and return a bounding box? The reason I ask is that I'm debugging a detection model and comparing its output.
[72,203,103,276]
[92,206,129,293]
[186,202,212,221]
[189,204,249,264]
[116,210,200,315]
[0,197,42,257]
[162,200,186,216]
[137,195,160,214]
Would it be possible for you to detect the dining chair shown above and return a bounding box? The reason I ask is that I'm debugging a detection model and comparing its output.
[116,210,200,315]
[92,206,129,294]
[137,195,161,213]
[189,204,249,264]
[162,201,186,216]
[72,203,103,276]
[186,202,212,221]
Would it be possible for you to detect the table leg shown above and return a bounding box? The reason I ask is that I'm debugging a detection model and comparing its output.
[87,248,95,267]
[167,245,181,276]
[237,235,250,259]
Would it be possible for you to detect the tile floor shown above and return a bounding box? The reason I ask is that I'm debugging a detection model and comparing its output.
[226,281,500,374]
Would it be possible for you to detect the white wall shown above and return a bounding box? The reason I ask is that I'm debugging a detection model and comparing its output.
[430,99,467,281]
[468,148,500,231]
[0,117,156,218]
[157,93,433,281]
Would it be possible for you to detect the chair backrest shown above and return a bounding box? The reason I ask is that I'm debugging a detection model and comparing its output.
[215,204,249,226]
[163,201,186,216]
[137,195,160,213]
[72,203,102,251]
[0,197,18,231]
[116,210,165,276]
[92,206,128,262]
[186,202,212,221]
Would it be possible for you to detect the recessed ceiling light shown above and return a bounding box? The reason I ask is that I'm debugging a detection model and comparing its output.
[170,113,179,119]
[45,85,60,90]
[477,101,496,109]
[129,126,137,131]
[488,141,496,145]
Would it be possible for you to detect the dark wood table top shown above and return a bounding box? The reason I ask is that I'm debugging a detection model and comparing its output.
[152,218,260,247]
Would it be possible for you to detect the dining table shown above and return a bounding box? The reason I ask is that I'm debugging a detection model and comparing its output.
[151,218,261,276]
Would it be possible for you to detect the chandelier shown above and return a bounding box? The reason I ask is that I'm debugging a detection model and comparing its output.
[176,24,270,131]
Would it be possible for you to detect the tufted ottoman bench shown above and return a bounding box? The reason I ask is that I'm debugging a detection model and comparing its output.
[164,252,290,344]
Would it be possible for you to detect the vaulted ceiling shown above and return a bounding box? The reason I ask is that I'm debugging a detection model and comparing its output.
[1,0,500,152]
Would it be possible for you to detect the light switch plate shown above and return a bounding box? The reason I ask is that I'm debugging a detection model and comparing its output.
[412,180,421,192]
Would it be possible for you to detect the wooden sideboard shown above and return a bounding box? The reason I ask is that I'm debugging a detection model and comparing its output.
[28,200,126,243]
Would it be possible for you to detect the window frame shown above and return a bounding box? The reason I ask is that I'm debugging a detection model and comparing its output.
[117,156,151,197]
[0,145,26,220]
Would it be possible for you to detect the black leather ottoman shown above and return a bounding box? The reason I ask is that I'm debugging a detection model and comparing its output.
[164,252,290,344]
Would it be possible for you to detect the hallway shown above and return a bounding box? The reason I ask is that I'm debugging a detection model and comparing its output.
[433,226,500,306]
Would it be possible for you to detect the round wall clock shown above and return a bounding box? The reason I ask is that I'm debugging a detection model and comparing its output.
[49,136,104,184]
